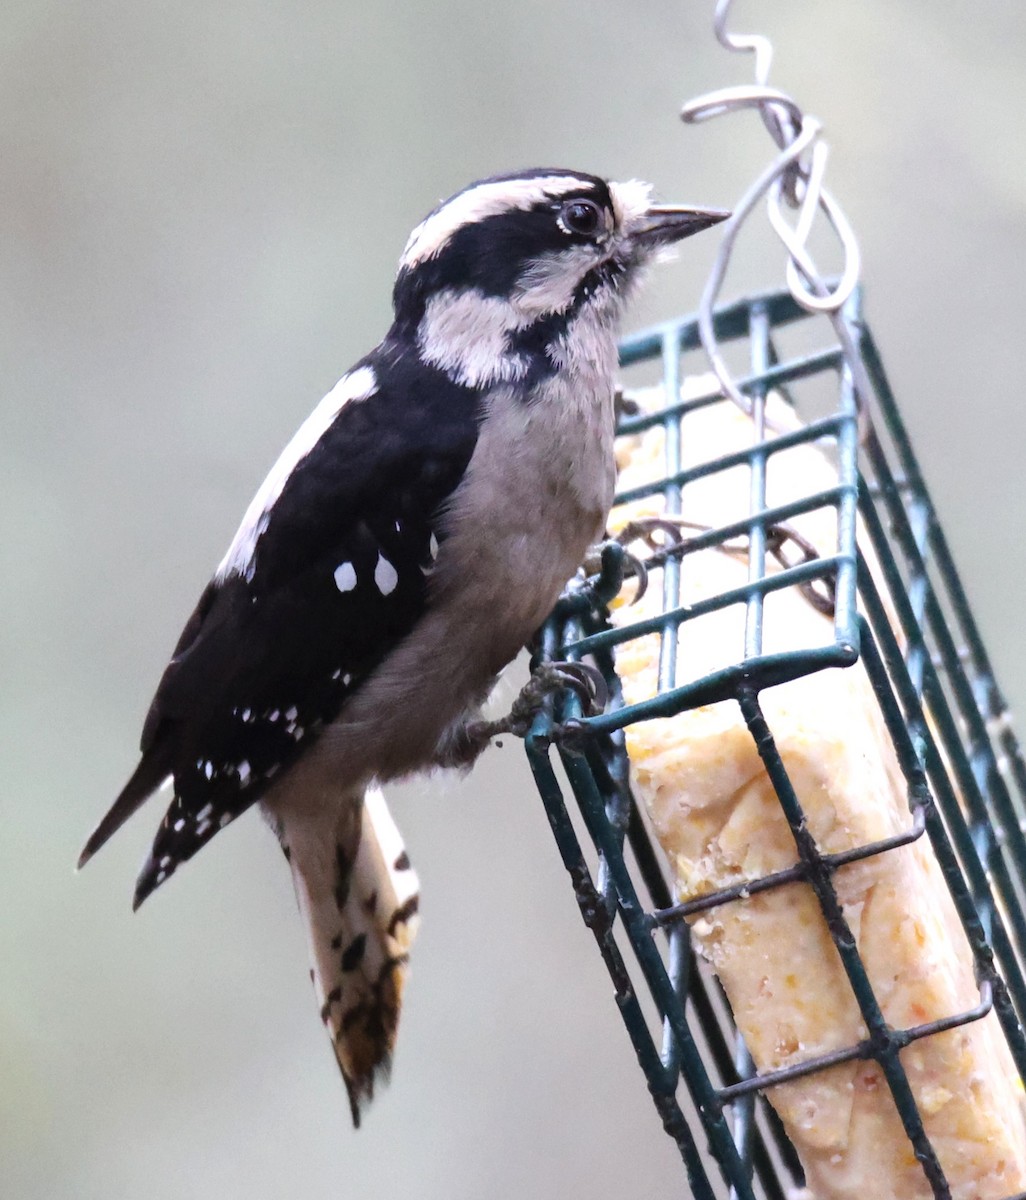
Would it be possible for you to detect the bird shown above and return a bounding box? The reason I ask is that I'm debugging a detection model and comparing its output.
[79,168,727,1124]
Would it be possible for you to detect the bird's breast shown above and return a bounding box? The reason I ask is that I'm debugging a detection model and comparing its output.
[433,369,617,661]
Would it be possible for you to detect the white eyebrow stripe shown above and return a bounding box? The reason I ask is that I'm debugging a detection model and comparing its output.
[215,364,377,583]
[400,175,590,269]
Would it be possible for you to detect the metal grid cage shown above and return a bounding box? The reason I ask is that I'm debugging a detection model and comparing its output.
[524,287,1026,1199]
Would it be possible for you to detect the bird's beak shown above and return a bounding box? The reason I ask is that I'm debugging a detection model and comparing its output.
[632,205,731,247]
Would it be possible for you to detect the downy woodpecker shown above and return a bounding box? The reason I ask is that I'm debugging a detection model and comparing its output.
[80,169,727,1123]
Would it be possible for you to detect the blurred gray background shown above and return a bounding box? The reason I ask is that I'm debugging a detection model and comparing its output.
[3,2,1025,1197]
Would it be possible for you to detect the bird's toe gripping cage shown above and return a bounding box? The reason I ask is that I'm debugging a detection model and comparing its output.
[524,287,1026,1200]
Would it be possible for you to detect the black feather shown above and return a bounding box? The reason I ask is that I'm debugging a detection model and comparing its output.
[86,344,482,904]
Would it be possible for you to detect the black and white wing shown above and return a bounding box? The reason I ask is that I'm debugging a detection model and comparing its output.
[80,350,480,909]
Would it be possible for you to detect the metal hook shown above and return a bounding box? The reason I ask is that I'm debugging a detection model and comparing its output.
[681,1,871,419]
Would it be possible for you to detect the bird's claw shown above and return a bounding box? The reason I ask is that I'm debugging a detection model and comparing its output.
[583,516,691,606]
[613,387,642,424]
[516,660,608,724]
[453,660,608,764]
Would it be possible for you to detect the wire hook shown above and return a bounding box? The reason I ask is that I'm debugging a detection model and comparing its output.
[683,0,872,419]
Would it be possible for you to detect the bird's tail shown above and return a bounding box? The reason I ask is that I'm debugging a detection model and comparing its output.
[278,785,420,1126]
[78,745,173,870]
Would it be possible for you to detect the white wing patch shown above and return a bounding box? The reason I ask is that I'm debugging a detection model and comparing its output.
[216,365,377,582]
[400,175,588,270]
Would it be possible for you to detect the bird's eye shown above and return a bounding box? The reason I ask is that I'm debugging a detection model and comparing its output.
[558,199,603,238]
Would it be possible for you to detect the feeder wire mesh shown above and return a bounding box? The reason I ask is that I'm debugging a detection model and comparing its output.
[522,7,1026,1198]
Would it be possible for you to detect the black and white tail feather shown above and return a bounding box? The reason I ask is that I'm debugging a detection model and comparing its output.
[279,786,419,1124]
[79,166,726,1123]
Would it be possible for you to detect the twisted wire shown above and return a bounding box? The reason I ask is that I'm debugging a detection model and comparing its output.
[684,0,872,417]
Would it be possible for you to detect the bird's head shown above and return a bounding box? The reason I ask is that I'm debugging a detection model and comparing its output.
[390,169,727,388]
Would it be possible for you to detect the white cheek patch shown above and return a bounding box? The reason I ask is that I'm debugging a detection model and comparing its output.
[513,245,602,316]
[216,364,377,583]
[400,175,588,269]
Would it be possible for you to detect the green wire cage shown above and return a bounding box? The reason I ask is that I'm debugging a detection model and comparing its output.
[523,287,1026,1200]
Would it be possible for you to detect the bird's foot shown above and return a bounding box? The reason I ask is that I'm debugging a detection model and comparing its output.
[580,516,693,607]
[445,661,608,766]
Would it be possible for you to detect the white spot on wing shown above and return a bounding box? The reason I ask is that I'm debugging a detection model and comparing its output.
[216,365,377,582]
[400,175,589,269]
[428,533,439,561]
[374,553,399,595]
[238,760,251,786]
[333,561,357,592]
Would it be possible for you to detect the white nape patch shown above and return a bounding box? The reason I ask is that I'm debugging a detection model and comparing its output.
[609,179,653,227]
[513,244,602,316]
[216,364,377,582]
[418,288,534,388]
[400,175,588,269]
[333,561,357,593]
[374,553,399,595]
